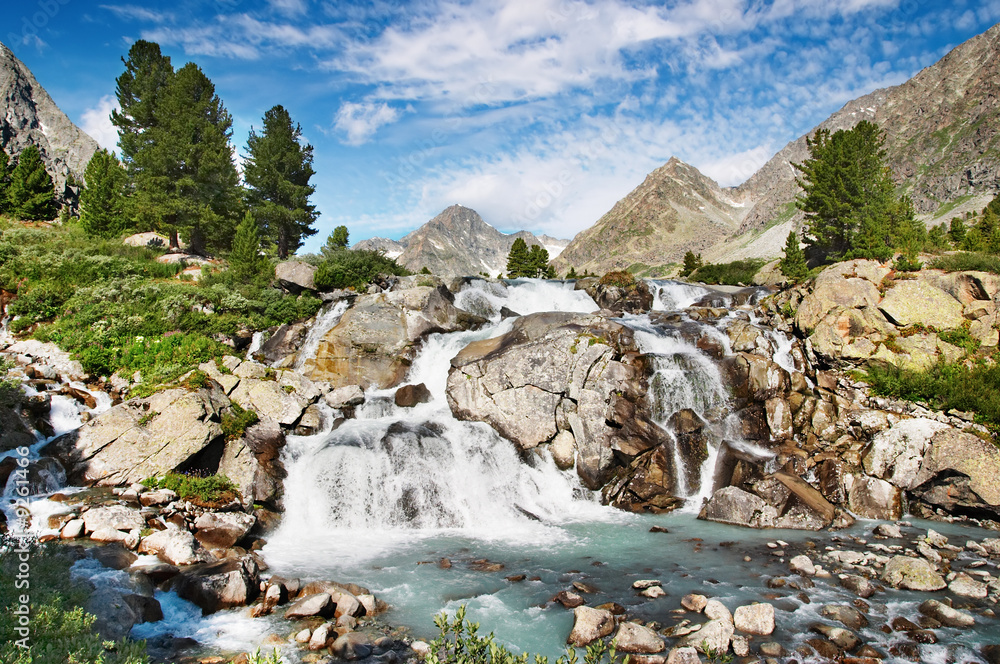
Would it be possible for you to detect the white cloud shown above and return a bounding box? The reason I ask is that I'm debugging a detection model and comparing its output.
[333,101,402,145]
[696,145,775,187]
[79,96,120,151]
[100,4,174,23]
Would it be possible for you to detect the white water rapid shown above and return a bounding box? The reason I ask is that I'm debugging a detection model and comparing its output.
[293,299,349,370]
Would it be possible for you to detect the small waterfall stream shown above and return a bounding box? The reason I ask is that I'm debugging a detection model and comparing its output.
[293,300,349,370]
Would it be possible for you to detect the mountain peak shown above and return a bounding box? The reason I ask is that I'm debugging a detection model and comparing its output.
[0,41,99,205]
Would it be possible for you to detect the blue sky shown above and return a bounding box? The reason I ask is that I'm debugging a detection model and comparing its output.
[6,0,1000,252]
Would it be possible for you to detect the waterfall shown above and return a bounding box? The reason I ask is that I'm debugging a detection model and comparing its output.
[266,280,609,565]
[293,300,349,370]
[648,280,712,311]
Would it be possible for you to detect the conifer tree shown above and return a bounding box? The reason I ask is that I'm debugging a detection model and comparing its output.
[112,40,173,167]
[795,120,912,262]
[321,226,349,257]
[0,146,11,214]
[566,267,578,279]
[680,250,703,277]
[779,231,808,282]
[528,244,551,278]
[506,237,531,277]
[228,211,271,284]
[79,149,129,238]
[7,145,57,221]
[243,105,318,258]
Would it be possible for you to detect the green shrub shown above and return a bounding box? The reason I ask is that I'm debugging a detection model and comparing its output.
[425,605,627,664]
[892,254,923,272]
[930,252,1000,274]
[598,270,638,290]
[689,259,767,286]
[142,472,238,505]
[0,542,151,664]
[938,324,981,355]
[0,358,22,408]
[314,248,410,291]
[221,403,259,440]
[865,360,1000,434]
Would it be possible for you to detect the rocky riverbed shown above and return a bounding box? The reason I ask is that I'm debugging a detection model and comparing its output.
[3,265,1000,662]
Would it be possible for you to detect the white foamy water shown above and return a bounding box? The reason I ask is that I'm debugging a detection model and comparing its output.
[293,299,349,370]
[454,279,598,322]
[648,280,712,311]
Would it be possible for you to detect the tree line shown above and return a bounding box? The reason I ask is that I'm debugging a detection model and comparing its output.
[73,40,318,260]
[0,144,58,221]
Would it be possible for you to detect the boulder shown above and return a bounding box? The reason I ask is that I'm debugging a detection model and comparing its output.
[698,486,778,528]
[614,622,665,654]
[47,386,228,486]
[795,264,884,334]
[820,604,868,631]
[918,599,975,627]
[326,385,366,409]
[586,282,654,314]
[733,603,774,635]
[285,592,336,619]
[863,418,949,489]
[170,556,260,615]
[879,280,964,330]
[847,475,903,520]
[665,647,700,664]
[303,286,487,389]
[567,606,615,647]
[395,383,432,408]
[948,573,988,598]
[276,261,317,292]
[193,511,256,549]
[910,428,1000,514]
[123,232,169,248]
[447,312,665,491]
[139,528,214,566]
[330,632,373,661]
[230,379,308,427]
[549,430,576,470]
[881,555,946,591]
[679,618,733,655]
[82,505,145,534]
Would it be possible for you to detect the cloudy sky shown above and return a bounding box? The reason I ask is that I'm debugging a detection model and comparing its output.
[6,0,1000,251]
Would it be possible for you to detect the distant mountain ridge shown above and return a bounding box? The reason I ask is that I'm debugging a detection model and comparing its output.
[1,41,99,205]
[355,205,569,276]
[555,22,1000,275]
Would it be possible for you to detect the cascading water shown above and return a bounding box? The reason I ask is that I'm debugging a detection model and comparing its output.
[648,279,712,311]
[292,300,349,370]
[267,280,610,566]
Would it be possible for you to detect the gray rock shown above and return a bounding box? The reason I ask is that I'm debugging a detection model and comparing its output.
[810,623,860,651]
[873,523,904,538]
[839,574,877,598]
[949,573,988,598]
[285,592,335,619]
[276,261,318,292]
[881,555,946,591]
[698,486,777,528]
[615,622,665,654]
[681,594,708,612]
[919,599,975,627]
[48,387,228,486]
[863,418,949,488]
[60,518,84,539]
[193,511,256,549]
[567,606,615,647]
[139,528,214,566]
[665,647,700,664]
[325,385,366,409]
[139,488,178,507]
[230,378,308,427]
[680,618,733,655]
[820,604,868,631]
[789,555,816,576]
[331,632,373,660]
[879,280,964,330]
[170,556,260,615]
[848,475,903,520]
[82,505,145,534]
[733,603,774,635]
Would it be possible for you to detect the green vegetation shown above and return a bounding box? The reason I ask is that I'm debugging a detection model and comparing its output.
[929,252,1000,274]
[0,146,11,214]
[221,403,260,440]
[79,149,129,239]
[598,270,638,290]
[141,472,238,504]
[679,250,703,277]
[690,259,767,286]
[779,231,808,282]
[425,606,628,664]
[0,222,321,384]
[0,542,150,664]
[506,238,556,278]
[795,120,923,263]
[0,358,23,408]
[313,226,410,290]
[226,212,274,286]
[865,360,1000,435]
[6,145,58,221]
[243,104,318,258]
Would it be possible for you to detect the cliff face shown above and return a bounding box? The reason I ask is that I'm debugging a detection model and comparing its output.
[355,205,569,276]
[557,22,1000,274]
[1,41,100,205]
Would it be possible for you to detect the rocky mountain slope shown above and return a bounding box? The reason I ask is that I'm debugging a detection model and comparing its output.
[556,22,1000,275]
[1,41,99,204]
[355,204,569,276]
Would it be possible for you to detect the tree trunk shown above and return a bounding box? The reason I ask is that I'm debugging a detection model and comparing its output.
[278,225,289,259]
[169,230,180,251]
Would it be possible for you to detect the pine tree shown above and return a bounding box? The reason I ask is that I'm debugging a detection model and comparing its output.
[949,217,967,246]
[779,231,808,282]
[322,226,349,256]
[79,149,129,238]
[506,237,532,277]
[566,267,578,279]
[7,145,57,221]
[243,105,318,258]
[228,211,272,284]
[113,42,239,254]
[0,146,11,214]
[680,250,702,277]
[527,244,550,278]
[795,121,911,262]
